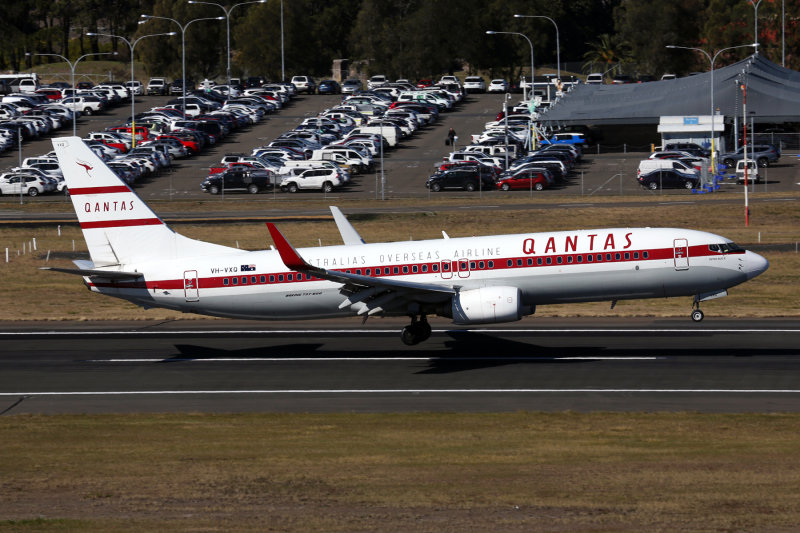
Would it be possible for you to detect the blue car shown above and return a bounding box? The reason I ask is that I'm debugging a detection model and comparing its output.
[317,79,341,95]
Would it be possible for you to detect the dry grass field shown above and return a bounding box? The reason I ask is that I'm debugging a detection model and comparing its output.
[1,412,800,532]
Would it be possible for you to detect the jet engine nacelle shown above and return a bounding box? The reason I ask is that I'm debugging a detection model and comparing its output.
[451,286,523,325]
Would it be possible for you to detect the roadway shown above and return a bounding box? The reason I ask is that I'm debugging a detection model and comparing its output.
[2,318,799,415]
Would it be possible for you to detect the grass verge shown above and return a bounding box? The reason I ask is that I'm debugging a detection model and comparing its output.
[1,412,799,532]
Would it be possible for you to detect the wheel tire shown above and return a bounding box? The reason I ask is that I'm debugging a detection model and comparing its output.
[247,184,259,194]
[684,180,694,189]
[27,188,39,197]
[648,181,658,190]
[209,185,220,195]
[757,157,768,168]
[401,326,419,346]
[534,182,544,191]
[322,181,333,193]
[691,309,704,322]
[723,158,734,167]
[287,183,298,193]
[501,183,511,191]
[431,183,441,192]
[84,107,93,116]
[465,182,476,192]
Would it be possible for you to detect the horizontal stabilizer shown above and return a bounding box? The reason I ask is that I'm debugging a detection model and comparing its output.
[40,266,143,279]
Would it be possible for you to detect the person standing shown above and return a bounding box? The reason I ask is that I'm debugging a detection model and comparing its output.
[447,127,456,146]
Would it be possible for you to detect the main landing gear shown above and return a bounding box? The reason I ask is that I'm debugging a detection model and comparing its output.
[401,315,432,346]
[691,296,704,322]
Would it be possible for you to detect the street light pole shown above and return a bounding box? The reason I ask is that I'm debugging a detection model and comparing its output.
[750,0,763,53]
[86,31,175,147]
[485,30,534,102]
[188,0,266,87]
[513,14,560,83]
[666,43,756,180]
[26,51,114,136]
[140,14,225,117]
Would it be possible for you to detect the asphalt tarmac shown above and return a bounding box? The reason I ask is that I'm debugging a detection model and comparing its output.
[2,318,799,415]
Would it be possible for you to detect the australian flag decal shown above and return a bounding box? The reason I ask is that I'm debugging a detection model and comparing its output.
[241,264,256,272]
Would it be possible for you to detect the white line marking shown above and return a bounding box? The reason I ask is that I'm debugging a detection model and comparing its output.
[87,356,659,363]
[2,389,800,396]
[2,328,799,336]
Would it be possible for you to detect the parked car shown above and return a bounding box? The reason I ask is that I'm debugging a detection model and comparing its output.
[200,168,275,195]
[341,79,362,94]
[169,79,192,95]
[720,144,780,168]
[463,76,486,93]
[280,168,342,192]
[290,75,316,94]
[664,142,710,158]
[317,79,341,95]
[0,173,53,196]
[496,169,551,191]
[146,78,168,96]
[637,169,699,190]
[426,167,495,192]
[367,75,387,90]
[487,79,509,93]
[735,159,760,183]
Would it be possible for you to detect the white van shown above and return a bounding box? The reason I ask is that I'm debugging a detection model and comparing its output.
[735,159,760,183]
[638,159,698,176]
[347,126,399,147]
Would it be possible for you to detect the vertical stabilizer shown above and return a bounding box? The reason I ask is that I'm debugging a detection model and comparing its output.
[53,136,234,267]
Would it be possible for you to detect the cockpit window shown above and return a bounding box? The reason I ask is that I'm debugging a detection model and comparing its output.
[709,242,743,254]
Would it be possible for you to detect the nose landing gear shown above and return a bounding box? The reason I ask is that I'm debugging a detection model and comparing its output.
[691,296,704,322]
[401,315,432,346]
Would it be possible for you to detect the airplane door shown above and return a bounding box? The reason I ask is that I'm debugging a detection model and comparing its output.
[184,270,199,301]
[673,239,689,270]
[457,259,471,278]
[440,260,453,279]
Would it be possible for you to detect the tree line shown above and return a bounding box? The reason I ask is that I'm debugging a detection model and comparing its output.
[4,0,798,83]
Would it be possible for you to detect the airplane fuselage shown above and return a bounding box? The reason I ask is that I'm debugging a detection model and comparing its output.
[85,227,761,320]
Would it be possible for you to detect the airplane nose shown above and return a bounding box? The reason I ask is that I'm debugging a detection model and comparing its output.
[745,251,769,280]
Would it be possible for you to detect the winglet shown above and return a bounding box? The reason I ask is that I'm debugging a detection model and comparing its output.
[266,223,312,271]
[330,206,366,245]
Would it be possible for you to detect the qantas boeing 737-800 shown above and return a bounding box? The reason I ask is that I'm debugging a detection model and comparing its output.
[47,137,768,345]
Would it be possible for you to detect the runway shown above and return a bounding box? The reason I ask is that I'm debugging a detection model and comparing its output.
[2,319,799,414]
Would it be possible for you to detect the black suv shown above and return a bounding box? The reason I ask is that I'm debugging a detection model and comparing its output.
[637,169,699,190]
[426,167,496,192]
[201,169,274,195]
[664,142,711,158]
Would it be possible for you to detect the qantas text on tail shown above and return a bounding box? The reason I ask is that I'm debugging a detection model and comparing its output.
[47,137,768,345]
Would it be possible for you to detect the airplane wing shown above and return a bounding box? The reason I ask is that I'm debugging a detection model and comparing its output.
[267,222,454,316]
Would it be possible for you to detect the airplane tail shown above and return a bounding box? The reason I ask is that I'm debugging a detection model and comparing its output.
[53,136,234,268]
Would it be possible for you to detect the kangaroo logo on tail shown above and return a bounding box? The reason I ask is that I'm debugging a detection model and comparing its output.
[76,160,93,176]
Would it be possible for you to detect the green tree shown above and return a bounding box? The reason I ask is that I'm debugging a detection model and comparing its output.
[582,33,631,76]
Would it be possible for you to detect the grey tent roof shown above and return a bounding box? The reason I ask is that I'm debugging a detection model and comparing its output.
[539,55,800,126]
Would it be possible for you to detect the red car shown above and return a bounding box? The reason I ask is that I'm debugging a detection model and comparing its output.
[416,79,433,88]
[35,88,62,101]
[496,170,551,191]
[156,134,200,155]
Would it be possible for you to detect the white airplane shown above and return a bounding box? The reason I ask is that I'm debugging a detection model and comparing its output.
[47,136,769,345]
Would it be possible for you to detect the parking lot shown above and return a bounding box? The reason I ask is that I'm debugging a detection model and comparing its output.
[2,92,799,203]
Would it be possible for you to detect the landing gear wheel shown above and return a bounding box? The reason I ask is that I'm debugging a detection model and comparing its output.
[691,309,704,322]
[400,316,432,346]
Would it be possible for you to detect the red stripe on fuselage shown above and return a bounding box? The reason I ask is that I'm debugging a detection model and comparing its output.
[87,245,741,290]
[69,186,131,195]
[80,218,163,229]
